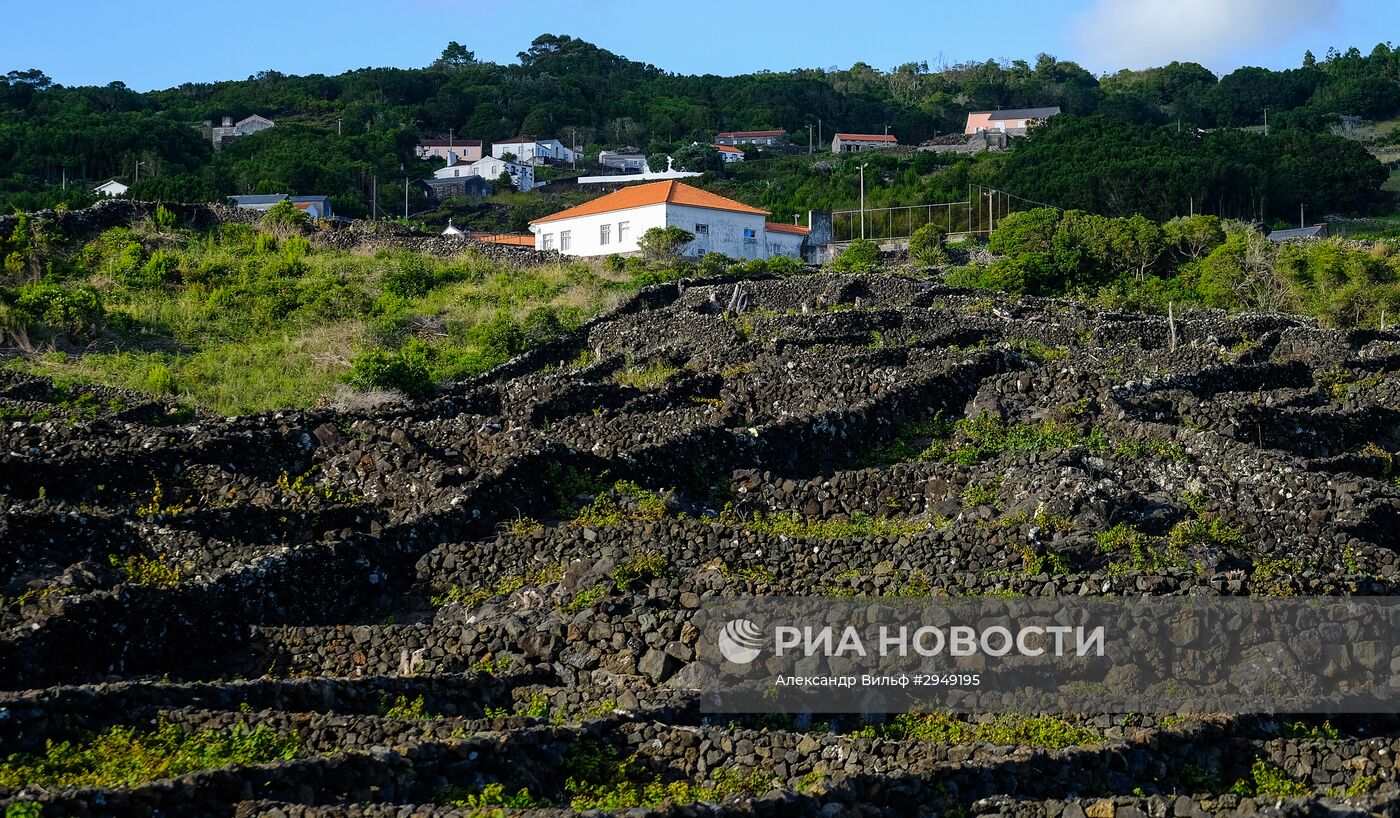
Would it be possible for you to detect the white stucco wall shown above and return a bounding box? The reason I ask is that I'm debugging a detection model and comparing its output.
[533,202,794,259]
[532,203,668,256]
[765,230,806,259]
[664,204,768,260]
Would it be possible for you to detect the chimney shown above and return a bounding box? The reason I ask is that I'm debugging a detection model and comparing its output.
[222,116,233,128]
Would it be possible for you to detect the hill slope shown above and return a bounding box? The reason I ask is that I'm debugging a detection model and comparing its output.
[3,273,1400,815]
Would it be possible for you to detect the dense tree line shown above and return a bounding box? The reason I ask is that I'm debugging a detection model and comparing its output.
[1,36,1398,216]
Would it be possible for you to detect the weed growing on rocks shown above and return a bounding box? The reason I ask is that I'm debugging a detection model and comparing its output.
[1231,758,1309,798]
[572,480,673,527]
[927,413,1088,465]
[444,782,541,809]
[722,507,928,539]
[135,479,186,517]
[0,720,299,789]
[853,712,1098,750]
[562,741,773,810]
[108,553,182,587]
[612,552,669,587]
[611,360,679,390]
[381,694,433,720]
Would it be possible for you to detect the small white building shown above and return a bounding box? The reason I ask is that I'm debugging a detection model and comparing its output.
[93,179,129,197]
[712,144,745,163]
[491,137,576,166]
[433,156,535,192]
[529,180,806,260]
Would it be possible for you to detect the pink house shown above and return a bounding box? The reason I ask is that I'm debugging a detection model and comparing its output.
[964,107,1061,135]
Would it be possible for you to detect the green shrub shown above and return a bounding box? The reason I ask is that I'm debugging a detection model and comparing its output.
[636,226,694,262]
[908,223,946,265]
[8,283,104,335]
[262,200,308,232]
[143,363,177,395]
[830,238,879,273]
[347,347,434,399]
[382,256,437,298]
[153,205,177,231]
[0,720,299,789]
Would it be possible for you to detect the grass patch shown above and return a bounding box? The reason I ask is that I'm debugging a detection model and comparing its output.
[108,553,182,587]
[571,480,673,527]
[611,360,679,390]
[722,507,928,539]
[0,720,299,789]
[926,412,1090,466]
[563,741,773,810]
[853,712,1097,749]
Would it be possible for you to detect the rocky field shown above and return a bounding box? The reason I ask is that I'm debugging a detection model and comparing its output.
[4,272,1400,816]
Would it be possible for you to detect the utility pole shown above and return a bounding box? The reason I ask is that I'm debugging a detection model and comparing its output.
[807,124,813,155]
[818,118,823,152]
[337,118,342,136]
[859,162,867,240]
[1263,107,1269,136]
[448,127,453,148]
[372,175,377,220]
[569,127,577,169]
[404,168,409,219]
[1300,202,1305,229]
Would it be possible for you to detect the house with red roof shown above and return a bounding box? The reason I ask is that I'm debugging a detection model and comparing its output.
[529,180,806,260]
[712,144,746,163]
[830,133,899,153]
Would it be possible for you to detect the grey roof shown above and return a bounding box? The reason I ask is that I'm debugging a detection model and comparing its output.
[973,107,1062,120]
[230,194,288,205]
[1267,225,1328,241]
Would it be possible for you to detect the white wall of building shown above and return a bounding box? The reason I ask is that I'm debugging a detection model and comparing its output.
[664,204,767,260]
[533,202,800,260]
[492,140,577,165]
[532,203,667,256]
[765,230,806,259]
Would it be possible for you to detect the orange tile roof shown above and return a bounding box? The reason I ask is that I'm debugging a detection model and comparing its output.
[531,180,768,225]
[765,222,810,235]
[835,133,898,142]
[712,144,744,153]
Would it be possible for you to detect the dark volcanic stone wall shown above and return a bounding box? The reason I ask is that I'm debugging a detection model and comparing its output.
[4,274,1400,816]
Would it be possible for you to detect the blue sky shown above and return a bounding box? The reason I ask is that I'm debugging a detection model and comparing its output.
[6,0,1397,90]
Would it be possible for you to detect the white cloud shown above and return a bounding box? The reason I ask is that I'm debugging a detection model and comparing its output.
[1069,0,1338,73]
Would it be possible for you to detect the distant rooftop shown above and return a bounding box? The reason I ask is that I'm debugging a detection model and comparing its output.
[835,133,898,142]
[716,129,785,138]
[418,138,482,147]
[971,107,1062,120]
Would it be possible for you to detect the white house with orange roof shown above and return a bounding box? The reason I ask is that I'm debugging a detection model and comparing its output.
[711,144,745,163]
[529,180,807,260]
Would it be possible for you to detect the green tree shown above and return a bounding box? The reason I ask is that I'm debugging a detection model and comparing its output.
[262,200,308,233]
[636,226,694,262]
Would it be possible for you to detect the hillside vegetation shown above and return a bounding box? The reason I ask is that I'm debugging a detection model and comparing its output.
[2,37,1398,223]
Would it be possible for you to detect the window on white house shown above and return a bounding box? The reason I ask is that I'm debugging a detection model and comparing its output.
[560,230,571,252]
[542,233,554,251]
[695,224,709,235]
[618,221,629,242]
[600,224,611,244]
[743,228,756,240]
